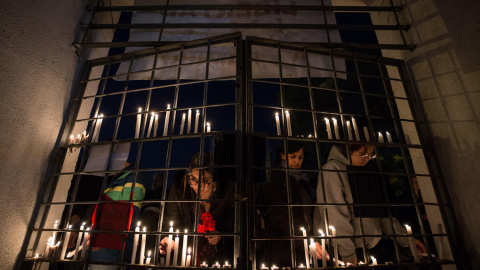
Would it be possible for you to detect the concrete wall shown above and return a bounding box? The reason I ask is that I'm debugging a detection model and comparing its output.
[371,0,480,267]
[0,1,89,268]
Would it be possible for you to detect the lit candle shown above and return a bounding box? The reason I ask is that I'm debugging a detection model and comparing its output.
[194,110,200,133]
[131,222,140,264]
[60,225,72,260]
[351,117,360,141]
[44,237,53,258]
[179,113,186,135]
[332,118,340,140]
[51,241,61,259]
[298,264,306,269]
[181,229,188,266]
[224,261,231,268]
[173,230,180,266]
[140,227,147,265]
[213,262,221,268]
[146,112,154,138]
[52,220,59,243]
[260,264,269,270]
[200,261,208,268]
[319,230,326,268]
[386,131,393,144]
[285,111,292,136]
[76,134,81,144]
[206,122,211,133]
[378,132,384,143]
[330,226,338,267]
[163,104,171,136]
[405,225,420,262]
[145,250,151,265]
[187,109,192,134]
[166,222,173,266]
[92,114,103,143]
[185,247,191,267]
[81,131,87,143]
[80,228,90,261]
[301,227,310,269]
[153,113,159,137]
[34,253,39,259]
[371,256,377,265]
[310,239,318,269]
[271,265,279,270]
[69,134,74,145]
[73,222,85,260]
[135,108,142,139]
[275,112,281,136]
[363,126,370,142]
[346,121,353,141]
[325,118,332,139]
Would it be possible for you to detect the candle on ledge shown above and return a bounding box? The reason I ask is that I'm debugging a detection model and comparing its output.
[145,251,151,265]
[301,227,310,269]
[298,264,306,269]
[346,120,353,141]
[51,241,61,259]
[81,131,87,143]
[68,134,74,145]
[173,230,180,266]
[224,261,231,268]
[325,118,332,139]
[80,227,90,261]
[213,261,220,268]
[200,261,208,268]
[181,229,188,266]
[73,222,85,260]
[405,225,420,262]
[166,222,173,266]
[386,131,393,144]
[75,134,81,144]
[363,126,370,142]
[44,237,53,258]
[319,230,326,268]
[185,247,191,267]
[131,222,140,264]
[140,226,147,265]
[52,220,59,243]
[332,118,340,140]
[378,132,384,143]
[163,104,171,136]
[260,264,269,270]
[92,114,103,143]
[275,112,281,136]
[352,117,360,141]
[194,110,200,133]
[330,226,338,267]
[206,122,211,133]
[146,112,154,138]
[271,265,279,270]
[135,108,142,139]
[60,225,72,260]
[309,239,317,269]
[285,111,292,136]
[187,109,192,134]
[179,113,186,135]
[153,113,159,137]
[371,256,377,266]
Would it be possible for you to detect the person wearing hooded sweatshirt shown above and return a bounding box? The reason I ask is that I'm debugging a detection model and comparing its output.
[316,137,425,265]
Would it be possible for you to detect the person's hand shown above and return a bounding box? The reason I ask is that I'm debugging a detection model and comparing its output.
[159,237,175,254]
[83,232,100,251]
[205,231,222,245]
[314,241,330,260]
[415,239,426,258]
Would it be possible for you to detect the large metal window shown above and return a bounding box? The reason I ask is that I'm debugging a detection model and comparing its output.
[17,33,463,269]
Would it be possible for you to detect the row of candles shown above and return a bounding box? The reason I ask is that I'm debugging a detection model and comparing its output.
[275,112,394,143]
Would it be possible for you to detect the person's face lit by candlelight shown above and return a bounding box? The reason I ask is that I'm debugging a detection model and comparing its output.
[281,148,305,169]
[187,169,214,194]
[350,145,375,166]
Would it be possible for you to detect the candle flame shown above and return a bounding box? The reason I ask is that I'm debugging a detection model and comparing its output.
[185,229,188,233]
[100,114,103,118]
[300,227,305,231]
[138,108,142,112]
[143,227,146,232]
[196,110,199,113]
[147,250,151,257]
[329,226,335,229]
[155,113,158,119]
[68,225,72,229]
[346,120,350,124]
[151,112,155,116]
[319,229,325,236]
[225,261,229,265]
[188,247,191,254]
[262,264,265,267]
[137,221,141,227]
[275,112,279,116]
[170,221,173,227]
[207,122,210,127]
[167,104,171,109]
[82,222,86,226]
[183,113,186,116]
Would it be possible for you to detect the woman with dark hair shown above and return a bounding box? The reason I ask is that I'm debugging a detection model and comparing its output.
[317,132,425,265]
[256,141,327,268]
[159,152,235,266]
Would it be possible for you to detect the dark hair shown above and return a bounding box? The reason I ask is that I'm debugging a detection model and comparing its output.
[275,141,304,165]
[181,152,214,195]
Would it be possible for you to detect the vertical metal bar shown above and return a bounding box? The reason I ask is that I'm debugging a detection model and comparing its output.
[304,48,319,140]
[157,0,170,43]
[389,0,407,47]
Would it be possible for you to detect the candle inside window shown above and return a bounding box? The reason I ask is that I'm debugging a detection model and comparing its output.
[69,134,74,145]
[301,227,310,269]
[206,122,211,133]
[319,230,326,268]
[135,108,142,139]
[60,225,72,260]
[224,261,231,268]
[179,113,186,135]
[187,109,192,134]
[185,247,191,267]
[140,227,147,265]
[146,112,154,138]
[145,251,151,265]
[181,229,188,266]
[330,226,338,267]
[309,239,317,269]
[80,228,90,261]
[194,110,200,133]
[92,114,103,143]
[371,256,377,265]
[332,118,340,140]
[44,237,53,258]
[200,261,208,268]
[213,262,220,268]
[73,222,85,260]
[260,264,269,270]
[298,264,306,269]
[52,220,59,243]
[405,225,420,262]
[346,120,353,141]
[166,222,173,266]
[275,112,281,136]
[363,127,370,142]
[271,265,279,270]
[386,131,393,144]
[325,118,332,139]
[163,104,171,136]
[352,117,360,141]
[285,111,292,136]
[131,222,140,264]
[378,132,384,143]
[153,113,159,137]
[173,230,180,266]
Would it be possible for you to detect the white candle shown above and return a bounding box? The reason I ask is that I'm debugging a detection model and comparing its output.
[330,226,338,267]
[81,131,87,143]
[200,261,208,268]
[69,135,74,145]
[271,265,279,270]
[378,132,384,143]
[325,118,332,139]
[140,227,147,265]
[363,126,370,142]
[166,221,173,266]
[146,112,154,138]
[213,262,220,268]
[206,122,211,133]
[173,230,180,266]
[153,113,159,137]
[351,117,360,141]
[135,108,142,139]
[163,104,171,136]
[298,264,306,269]
[44,237,53,258]
[285,111,292,136]
[52,220,59,243]
[346,121,353,141]
[386,131,393,144]
[405,225,420,262]
[275,112,281,136]
[301,227,310,269]
[145,250,151,265]
[185,247,191,267]
[80,228,90,261]
[310,239,317,269]
[73,222,85,260]
[194,110,200,133]
[75,134,81,144]
[371,256,377,265]
[187,109,192,134]
[224,261,231,268]
[332,118,340,140]
[131,222,140,264]
[92,114,103,143]
[181,229,188,266]
[179,113,186,135]
[260,264,269,270]
[320,230,326,268]
[60,225,72,260]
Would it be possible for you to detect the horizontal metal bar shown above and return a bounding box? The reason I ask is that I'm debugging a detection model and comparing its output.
[88,5,402,12]
[84,23,410,31]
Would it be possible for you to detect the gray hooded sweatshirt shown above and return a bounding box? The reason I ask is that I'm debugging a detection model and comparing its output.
[316,145,409,261]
